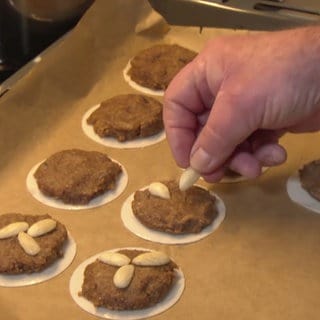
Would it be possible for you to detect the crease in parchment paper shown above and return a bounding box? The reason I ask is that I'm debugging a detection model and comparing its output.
[135,10,170,36]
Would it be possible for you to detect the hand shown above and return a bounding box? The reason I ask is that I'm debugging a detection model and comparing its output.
[164,27,320,181]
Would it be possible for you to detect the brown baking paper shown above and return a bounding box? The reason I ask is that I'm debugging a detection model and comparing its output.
[1,1,320,319]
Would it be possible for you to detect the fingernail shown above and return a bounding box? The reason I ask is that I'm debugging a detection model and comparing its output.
[270,147,287,164]
[255,144,287,166]
[190,147,217,172]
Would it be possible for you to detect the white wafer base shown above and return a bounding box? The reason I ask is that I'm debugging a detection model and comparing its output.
[287,172,320,214]
[69,247,185,320]
[123,60,164,96]
[121,184,226,244]
[0,232,76,287]
[26,159,128,210]
[82,104,166,149]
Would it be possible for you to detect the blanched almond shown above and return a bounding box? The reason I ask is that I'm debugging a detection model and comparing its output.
[148,182,170,199]
[27,219,57,237]
[113,264,135,289]
[132,251,170,266]
[0,222,29,239]
[179,167,200,191]
[18,232,40,256]
[98,252,131,267]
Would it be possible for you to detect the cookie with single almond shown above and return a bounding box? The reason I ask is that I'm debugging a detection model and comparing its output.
[132,180,217,234]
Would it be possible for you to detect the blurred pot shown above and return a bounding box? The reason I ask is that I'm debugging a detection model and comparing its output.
[8,0,93,22]
[0,0,94,82]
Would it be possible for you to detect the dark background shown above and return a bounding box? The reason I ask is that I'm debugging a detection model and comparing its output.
[0,0,94,83]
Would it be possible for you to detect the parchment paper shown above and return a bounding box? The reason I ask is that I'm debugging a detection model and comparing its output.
[0,1,320,319]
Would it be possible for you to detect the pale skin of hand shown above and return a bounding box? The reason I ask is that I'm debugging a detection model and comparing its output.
[164,27,320,182]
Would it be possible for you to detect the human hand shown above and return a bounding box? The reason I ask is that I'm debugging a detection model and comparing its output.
[164,27,320,181]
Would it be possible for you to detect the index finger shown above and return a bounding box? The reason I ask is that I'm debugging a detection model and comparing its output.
[163,55,221,167]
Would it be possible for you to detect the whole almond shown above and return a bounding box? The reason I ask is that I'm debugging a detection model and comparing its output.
[113,264,135,289]
[132,251,170,266]
[18,232,40,256]
[148,182,170,199]
[179,167,200,191]
[0,222,29,239]
[98,252,131,267]
[27,219,57,237]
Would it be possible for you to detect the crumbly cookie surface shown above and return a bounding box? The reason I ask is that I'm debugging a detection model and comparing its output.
[87,94,163,142]
[128,44,197,90]
[132,181,217,234]
[299,160,320,200]
[34,149,122,204]
[0,213,67,274]
[80,249,177,310]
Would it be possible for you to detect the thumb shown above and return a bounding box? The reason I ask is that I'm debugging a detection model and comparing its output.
[190,90,261,174]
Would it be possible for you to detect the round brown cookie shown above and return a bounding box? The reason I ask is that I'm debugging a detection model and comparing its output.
[0,213,67,274]
[80,249,177,310]
[128,44,197,90]
[132,181,217,234]
[299,160,320,200]
[86,94,163,142]
[34,149,122,205]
